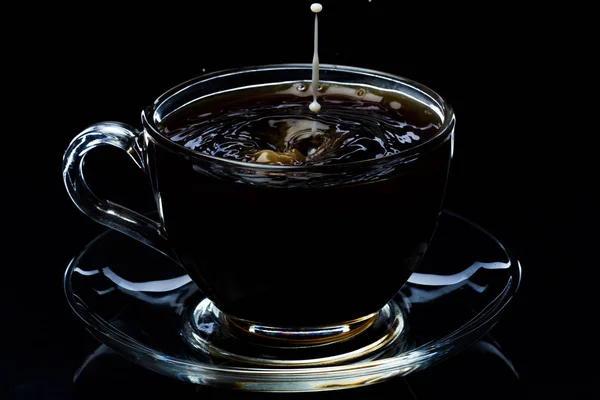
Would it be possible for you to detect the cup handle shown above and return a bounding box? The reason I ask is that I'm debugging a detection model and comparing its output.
[62,121,175,260]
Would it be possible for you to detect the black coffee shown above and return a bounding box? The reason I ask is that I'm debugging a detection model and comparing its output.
[159,83,442,166]
[149,82,451,326]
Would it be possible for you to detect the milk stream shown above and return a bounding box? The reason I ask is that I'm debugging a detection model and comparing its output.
[309,3,322,113]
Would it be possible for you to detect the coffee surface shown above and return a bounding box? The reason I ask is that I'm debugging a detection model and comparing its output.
[159,83,442,165]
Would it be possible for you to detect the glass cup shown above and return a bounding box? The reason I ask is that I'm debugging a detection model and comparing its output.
[63,64,455,347]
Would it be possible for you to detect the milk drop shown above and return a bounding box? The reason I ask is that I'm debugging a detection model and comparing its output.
[310,3,322,113]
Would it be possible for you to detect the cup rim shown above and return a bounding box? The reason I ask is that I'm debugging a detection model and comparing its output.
[141,63,455,170]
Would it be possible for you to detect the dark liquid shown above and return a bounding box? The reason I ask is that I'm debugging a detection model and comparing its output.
[160,83,442,165]
[149,83,452,326]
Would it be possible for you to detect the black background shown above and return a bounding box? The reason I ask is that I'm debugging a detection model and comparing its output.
[3,1,595,398]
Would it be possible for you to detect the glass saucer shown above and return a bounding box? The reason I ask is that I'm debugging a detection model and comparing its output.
[64,210,521,392]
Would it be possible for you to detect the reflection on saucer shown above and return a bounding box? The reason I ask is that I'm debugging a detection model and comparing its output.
[72,335,522,400]
[79,267,193,292]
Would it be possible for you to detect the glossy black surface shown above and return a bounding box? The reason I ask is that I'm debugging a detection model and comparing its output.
[4,1,594,398]
[69,335,524,399]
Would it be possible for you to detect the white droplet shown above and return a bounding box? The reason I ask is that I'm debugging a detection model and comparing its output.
[309,101,321,113]
[310,3,323,13]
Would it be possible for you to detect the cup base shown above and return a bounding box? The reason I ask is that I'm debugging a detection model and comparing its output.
[182,299,406,367]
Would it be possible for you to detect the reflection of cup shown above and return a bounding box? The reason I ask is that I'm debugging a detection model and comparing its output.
[62,64,455,345]
[72,337,521,399]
